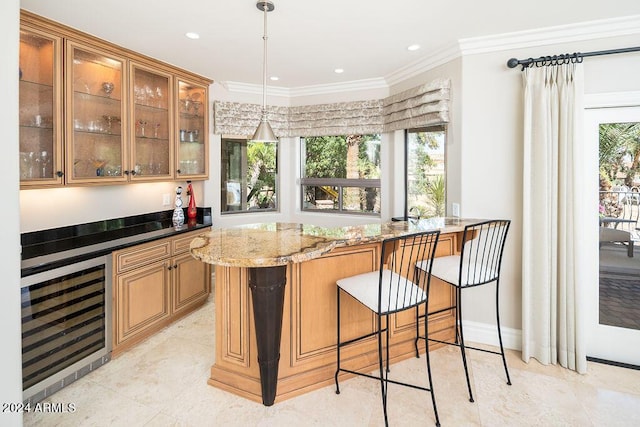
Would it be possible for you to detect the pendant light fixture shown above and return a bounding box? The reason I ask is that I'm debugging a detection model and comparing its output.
[251,0,278,143]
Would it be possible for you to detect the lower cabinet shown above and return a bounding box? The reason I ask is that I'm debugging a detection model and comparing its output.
[112,228,210,355]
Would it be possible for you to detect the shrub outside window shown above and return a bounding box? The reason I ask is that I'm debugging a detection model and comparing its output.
[301,134,381,215]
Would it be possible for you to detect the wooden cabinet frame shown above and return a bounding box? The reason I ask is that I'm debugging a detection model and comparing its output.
[19,10,212,189]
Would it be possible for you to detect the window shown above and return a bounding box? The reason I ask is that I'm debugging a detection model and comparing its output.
[221,138,278,213]
[301,134,381,215]
[405,126,446,218]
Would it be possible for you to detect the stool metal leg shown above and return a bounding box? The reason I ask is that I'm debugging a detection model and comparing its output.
[495,280,512,386]
[457,286,474,403]
[423,304,441,427]
[335,287,341,394]
[378,313,389,425]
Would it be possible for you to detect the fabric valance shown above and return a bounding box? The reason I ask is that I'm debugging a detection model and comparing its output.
[213,78,450,138]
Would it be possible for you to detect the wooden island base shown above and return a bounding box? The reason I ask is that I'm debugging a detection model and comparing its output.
[209,234,459,404]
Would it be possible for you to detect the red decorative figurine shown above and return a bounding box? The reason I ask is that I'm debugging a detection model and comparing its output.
[186,181,197,220]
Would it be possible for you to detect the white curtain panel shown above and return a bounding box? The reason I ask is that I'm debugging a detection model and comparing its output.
[521,63,587,373]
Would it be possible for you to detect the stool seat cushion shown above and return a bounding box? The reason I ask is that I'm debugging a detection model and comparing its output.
[337,269,426,314]
[418,255,499,287]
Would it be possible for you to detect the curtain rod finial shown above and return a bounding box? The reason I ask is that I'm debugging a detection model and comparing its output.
[507,58,519,68]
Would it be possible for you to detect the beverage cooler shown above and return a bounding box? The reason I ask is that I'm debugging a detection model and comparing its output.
[20,256,112,403]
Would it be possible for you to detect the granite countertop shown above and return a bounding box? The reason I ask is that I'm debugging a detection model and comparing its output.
[21,208,212,277]
[189,217,477,268]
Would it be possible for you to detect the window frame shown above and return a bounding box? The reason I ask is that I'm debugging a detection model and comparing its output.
[403,125,447,220]
[220,137,279,215]
[300,135,381,216]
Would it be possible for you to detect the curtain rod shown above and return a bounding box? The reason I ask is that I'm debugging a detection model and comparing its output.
[506,46,640,70]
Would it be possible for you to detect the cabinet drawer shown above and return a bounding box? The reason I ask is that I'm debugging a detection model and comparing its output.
[114,241,171,274]
[172,228,210,255]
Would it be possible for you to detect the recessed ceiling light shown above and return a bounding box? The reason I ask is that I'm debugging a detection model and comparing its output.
[334,68,344,74]
[185,32,200,40]
[270,76,279,81]
[407,44,420,51]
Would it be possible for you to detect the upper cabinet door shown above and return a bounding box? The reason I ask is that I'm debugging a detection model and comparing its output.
[130,64,173,181]
[19,26,63,187]
[65,41,128,184]
[176,79,208,179]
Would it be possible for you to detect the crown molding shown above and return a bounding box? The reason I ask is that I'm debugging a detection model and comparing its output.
[223,81,291,98]
[384,43,461,87]
[459,14,640,56]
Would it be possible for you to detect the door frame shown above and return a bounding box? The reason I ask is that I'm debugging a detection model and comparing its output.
[584,92,640,366]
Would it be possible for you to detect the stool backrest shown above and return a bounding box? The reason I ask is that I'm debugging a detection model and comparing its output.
[379,230,440,314]
[458,220,510,287]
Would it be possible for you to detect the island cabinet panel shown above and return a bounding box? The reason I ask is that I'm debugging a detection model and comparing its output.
[286,243,379,373]
[208,233,459,404]
[112,228,211,356]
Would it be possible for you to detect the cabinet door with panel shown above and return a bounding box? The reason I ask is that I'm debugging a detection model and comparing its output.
[171,252,210,315]
[19,25,63,187]
[115,259,171,347]
[65,40,128,184]
[176,79,208,179]
[131,63,173,181]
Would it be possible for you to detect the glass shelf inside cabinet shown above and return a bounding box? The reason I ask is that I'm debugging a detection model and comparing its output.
[177,80,206,176]
[19,29,58,183]
[69,45,124,182]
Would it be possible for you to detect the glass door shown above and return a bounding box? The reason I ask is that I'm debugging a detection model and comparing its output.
[65,41,127,184]
[586,104,640,367]
[19,27,63,186]
[131,64,172,180]
[176,79,208,178]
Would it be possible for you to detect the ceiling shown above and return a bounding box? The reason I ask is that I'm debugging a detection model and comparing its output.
[20,0,640,90]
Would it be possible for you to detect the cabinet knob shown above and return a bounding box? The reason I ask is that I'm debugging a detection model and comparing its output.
[168,265,173,270]
[130,170,137,176]
[124,170,130,175]
[176,169,182,174]
[173,264,178,269]
[56,171,64,177]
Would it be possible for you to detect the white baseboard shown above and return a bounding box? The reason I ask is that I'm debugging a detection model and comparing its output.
[461,320,522,351]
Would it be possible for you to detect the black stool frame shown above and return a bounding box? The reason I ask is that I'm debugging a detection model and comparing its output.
[335,230,441,427]
[415,219,512,403]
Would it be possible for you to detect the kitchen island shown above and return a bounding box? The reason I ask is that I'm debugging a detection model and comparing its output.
[189,218,475,405]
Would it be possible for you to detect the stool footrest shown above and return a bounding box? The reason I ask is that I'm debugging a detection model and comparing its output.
[336,368,433,392]
[424,337,503,356]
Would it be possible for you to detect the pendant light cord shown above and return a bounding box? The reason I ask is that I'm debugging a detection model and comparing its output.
[261,1,268,117]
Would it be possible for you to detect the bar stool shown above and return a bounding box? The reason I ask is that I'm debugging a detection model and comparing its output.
[416,219,511,403]
[334,230,441,426]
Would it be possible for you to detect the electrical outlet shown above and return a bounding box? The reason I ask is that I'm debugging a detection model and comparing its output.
[162,193,171,206]
[452,202,460,217]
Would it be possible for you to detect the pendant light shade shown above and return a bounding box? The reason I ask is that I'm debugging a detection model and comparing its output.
[251,0,278,143]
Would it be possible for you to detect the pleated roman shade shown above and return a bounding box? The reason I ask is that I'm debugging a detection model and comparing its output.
[212,78,450,137]
[213,101,289,137]
[382,78,450,132]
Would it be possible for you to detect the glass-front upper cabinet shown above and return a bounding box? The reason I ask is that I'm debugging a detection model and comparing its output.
[19,26,63,187]
[131,64,172,180]
[65,41,127,184]
[176,79,208,178]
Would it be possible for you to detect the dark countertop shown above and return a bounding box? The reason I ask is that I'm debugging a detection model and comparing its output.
[21,208,212,277]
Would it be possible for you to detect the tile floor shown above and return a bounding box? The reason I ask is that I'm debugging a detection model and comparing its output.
[24,295,640,427]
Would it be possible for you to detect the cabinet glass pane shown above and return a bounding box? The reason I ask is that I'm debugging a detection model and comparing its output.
[133,67,170,178]
[19,30,58,183]
[69,46,124,180]
[177,81,206,176]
